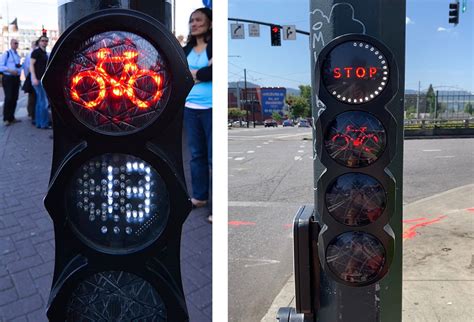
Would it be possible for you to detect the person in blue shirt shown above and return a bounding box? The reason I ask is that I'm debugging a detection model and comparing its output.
[0,39,23,126]
[183,8,213,222]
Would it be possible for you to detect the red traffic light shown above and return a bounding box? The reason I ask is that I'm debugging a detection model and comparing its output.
[64,31,170,134]
[272,26,279,33]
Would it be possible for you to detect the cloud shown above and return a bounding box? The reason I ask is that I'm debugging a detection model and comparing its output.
[437,27,448,32]
[406,17,414,25]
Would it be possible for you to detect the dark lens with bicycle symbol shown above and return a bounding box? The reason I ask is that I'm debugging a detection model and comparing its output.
[324,111,386,168]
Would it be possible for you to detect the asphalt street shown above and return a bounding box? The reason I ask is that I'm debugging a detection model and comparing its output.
[228,126,313,322]
[228,126,474,322]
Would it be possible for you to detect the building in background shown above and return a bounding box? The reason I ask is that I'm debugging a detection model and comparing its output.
[228,83,287,122]
[1,19,58,59]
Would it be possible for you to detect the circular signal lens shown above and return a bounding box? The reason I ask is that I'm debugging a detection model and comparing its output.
[324,111,386,168]
[67,271,166,321]
[322,40,389,104]
[67,154,169,254]
[326,173,386,226]
[64,31,170,134]
[326,232,385,285]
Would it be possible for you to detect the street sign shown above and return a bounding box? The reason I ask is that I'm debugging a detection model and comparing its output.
[231,23,245,39]
[249,23,260,37]
[260,87,286,117]
[42,9,194,320]
[283,25,296,40]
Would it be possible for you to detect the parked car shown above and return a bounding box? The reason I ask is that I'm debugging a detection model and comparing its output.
[298,120,310,128]
[232,120,248,127]
[264,119,278,127]
[282,120,294,127]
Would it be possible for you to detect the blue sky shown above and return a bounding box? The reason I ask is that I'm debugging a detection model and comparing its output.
[0,0,204,40]
[228,0,473,92]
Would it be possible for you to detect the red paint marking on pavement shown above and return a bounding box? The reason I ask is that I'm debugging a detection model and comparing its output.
[402,218,427,223]
[467,208,474,212]
[402,215,447,240]
[228,221,256,226]
[284,224,292,229]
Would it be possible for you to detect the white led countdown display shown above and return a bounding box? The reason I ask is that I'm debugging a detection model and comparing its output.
[67,153,169,254]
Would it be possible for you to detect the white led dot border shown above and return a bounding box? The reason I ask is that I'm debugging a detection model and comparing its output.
[328,41,389,104]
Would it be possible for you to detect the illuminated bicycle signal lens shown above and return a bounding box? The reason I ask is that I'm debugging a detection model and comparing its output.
[324,111,386,168]
[322,41,389,104]
[326,173,386,226]
[326,232,385,285]
[64,31,170,134]
[67,271,167,321]
[67,154,169,254]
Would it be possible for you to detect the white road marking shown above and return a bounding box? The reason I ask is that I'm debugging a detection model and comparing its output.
[434,155,455,159]
[256,145,262,148]
[234,157,245,161]
[247,151,255,154]
[229,151,244,154]
[298,150,304,153]
[300,145,305,148]
[263,142,269,145]
[233,258,281,268]
[423,149,442,152]
[228,157,233,159]
[294,156,302,161]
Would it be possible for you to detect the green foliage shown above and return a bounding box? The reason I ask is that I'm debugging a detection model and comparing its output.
[464,102,473,115]
[272,112,282,122]
[426,84,436,115]
[228,108,245,119]
[287,87,311,119]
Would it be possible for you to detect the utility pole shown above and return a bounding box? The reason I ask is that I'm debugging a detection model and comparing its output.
[244,68,249,128]
[416,80,420,119]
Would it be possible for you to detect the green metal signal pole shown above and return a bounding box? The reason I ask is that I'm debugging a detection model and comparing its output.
[309,1,405,321]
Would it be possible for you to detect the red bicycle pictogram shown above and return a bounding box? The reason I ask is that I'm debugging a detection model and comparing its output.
[331,125,380,153]
[70,48,163,109]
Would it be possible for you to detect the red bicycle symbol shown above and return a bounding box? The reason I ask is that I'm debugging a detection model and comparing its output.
[331,125,380,153]
[70,48,163,109]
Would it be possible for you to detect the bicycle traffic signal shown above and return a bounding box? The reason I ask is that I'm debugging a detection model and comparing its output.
[42,9,193,320]
[314,34,398,287]
[271,25,281,46]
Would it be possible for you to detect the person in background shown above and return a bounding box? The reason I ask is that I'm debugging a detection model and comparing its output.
[0,39,22,126]
[30,36,51,129]
[183,8,213,222]
[23,40,38,124]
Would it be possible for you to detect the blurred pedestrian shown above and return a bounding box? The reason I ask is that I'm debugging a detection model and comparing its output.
[23,40,38,124]
[0,38,22,126]
[183,8,213,222]
[30,36,51,129]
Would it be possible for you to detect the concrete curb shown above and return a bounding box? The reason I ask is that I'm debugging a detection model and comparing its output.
[261,184,474,321]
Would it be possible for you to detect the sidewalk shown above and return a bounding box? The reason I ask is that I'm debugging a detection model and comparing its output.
[0,94,212,321]
[262,184,474,322]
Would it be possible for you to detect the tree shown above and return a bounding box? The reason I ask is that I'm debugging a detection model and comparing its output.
[288,94,310,119]
[425,84,436,116]
[299,85,312,116]
[272,111,282,122]
[464,102,473,115]
[228,108,245,120]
